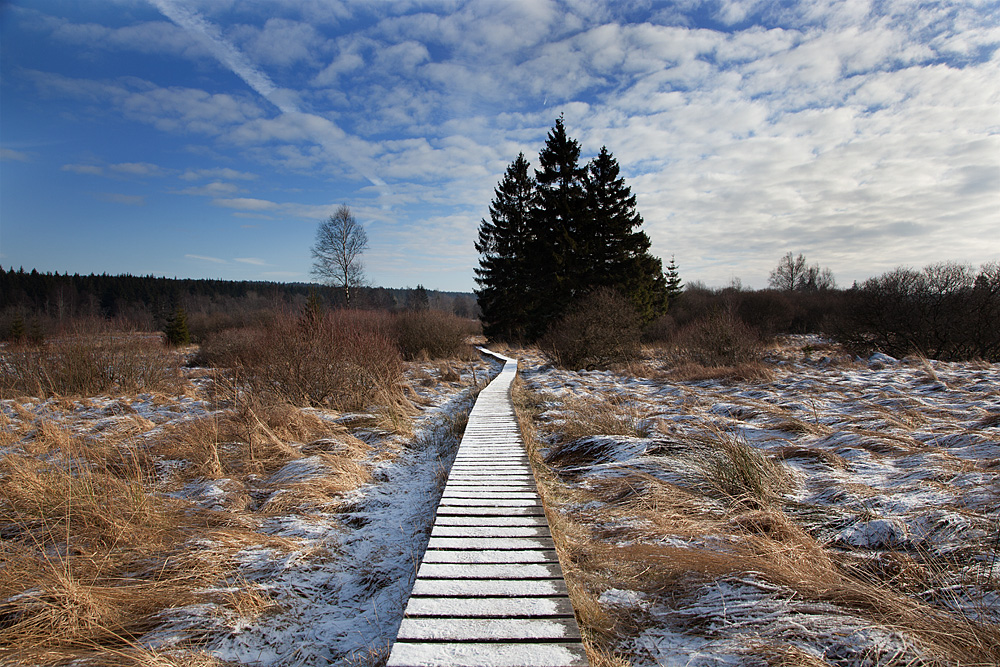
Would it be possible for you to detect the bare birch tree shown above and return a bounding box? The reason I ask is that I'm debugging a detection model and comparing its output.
[311,204,368,306]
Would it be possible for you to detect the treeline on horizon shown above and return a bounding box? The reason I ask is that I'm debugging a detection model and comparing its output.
[0,266,478,342]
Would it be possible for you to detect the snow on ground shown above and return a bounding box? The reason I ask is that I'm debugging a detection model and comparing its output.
[1,355,501,666]
[518,336,999,665]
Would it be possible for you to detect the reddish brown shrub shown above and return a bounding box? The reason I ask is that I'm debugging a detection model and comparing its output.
[541,288,642,369]
[201,310,403,410]
[393,309,475,360]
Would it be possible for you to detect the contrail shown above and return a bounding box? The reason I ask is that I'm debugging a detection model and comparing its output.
[150,0,293,114]
[150,0,387,189]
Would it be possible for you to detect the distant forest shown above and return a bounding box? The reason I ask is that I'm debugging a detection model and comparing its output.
[1,267,477,341]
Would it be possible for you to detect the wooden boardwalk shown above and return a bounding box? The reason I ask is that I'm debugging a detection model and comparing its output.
[387,352,589,667]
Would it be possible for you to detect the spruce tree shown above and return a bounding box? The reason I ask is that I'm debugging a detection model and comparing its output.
[665,255,683,307]
[164,307,191,347]
[531,116,589,336]
[584,146,667,322]
[475,153,537,341]
[475,117,671,340]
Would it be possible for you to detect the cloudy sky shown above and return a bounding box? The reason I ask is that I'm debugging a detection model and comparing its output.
[2,0,997,291]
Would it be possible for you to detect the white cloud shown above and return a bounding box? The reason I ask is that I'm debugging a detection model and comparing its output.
[176,181,243,196]
[1,148,30,162]
[62,163,104,175]
[121,86,265,134]
[180,167,258,181]
[232,18,327,68]
[234,257,268,265]
[185,253,227,263]
[110,162,168,176]
[212,197,280,211]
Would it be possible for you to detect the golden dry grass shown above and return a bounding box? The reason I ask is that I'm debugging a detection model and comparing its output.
[1,372,384,665]
[512,377,1000,667]
[545,392,655,448]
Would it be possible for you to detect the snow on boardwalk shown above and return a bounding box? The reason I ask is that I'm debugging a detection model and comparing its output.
[388,351,589,667]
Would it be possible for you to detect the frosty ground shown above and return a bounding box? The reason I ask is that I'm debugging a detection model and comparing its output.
[1,354,500,666]
[2,336,998,666]
[514,335,999,666]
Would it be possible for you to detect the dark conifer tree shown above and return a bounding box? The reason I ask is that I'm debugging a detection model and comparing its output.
[164,306,191,346]
[665,255,683,308]
[475,118,671,340]
[530,116,589,336]
[475,153,537,341]
[584,146,667,322]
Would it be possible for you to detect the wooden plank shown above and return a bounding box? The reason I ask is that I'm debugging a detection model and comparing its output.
[402,596,576,618]
[421,549,559,564]
[410,578,568,597]
[425,536,555,551]
[417,562,564,579]
[433,515,549,527]
[440,491,540,500]
[430,525,551,538]
[396,617,582,641]
[386,642,590,667]
[435,508,545,519]
[437,498,543,507]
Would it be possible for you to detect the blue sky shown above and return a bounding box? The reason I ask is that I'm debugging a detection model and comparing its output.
[2,0,997,292]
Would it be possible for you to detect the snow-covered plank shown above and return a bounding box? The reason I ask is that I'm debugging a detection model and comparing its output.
[434,505,546,516]
[396,617,582,641]
[443,482,537,489]
[417,562,564,579]
[386,641,589,667]
[421,549,559,564]
[436,497,543,507]
[445,474,535,481]
[426,536,555,550]
[410,578,568,596]
[440,491,540,499]
[433,515,549,527]
[430,525,551,538]
[402,595,575,617]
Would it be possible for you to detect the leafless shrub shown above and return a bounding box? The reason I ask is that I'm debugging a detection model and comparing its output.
[200,310,403,410]
[542,288,642,370]
[671,311,767,367]
[393,309,475,360]
[835,261,1000,361]
[1,326,183,398]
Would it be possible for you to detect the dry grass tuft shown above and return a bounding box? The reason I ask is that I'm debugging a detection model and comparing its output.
[0,424,218,664]
[773,445,847,469]
[665,360,777,383]
[755,644,834,667]
[1,329,184,398]
[975,411,1000,428]
[550,394,654,447]
[688,428,796,508]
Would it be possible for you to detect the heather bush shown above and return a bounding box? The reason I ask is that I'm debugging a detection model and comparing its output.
[393,309,475,360]
[672,311,767,367]
[200,310,403,410]
[541,288,641,369]
[0,325,182,398]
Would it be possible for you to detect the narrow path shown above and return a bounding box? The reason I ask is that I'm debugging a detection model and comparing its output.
[387,351,589,667]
